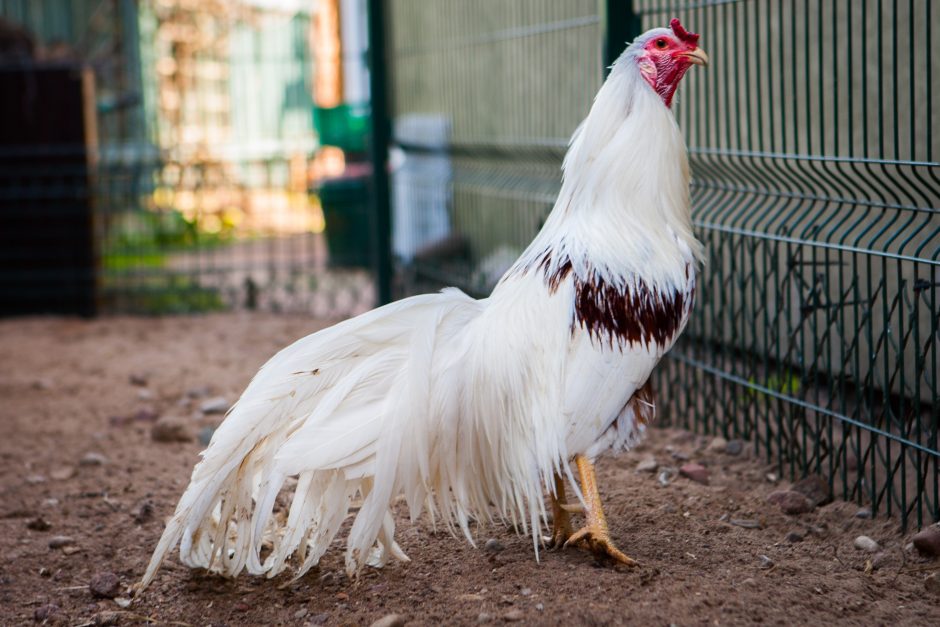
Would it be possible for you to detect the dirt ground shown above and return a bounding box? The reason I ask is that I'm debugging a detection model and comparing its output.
[1,313,938,626]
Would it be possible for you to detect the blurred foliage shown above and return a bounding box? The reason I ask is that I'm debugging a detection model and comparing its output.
[102,208,240,271]
[104,276,225,315]
[102,208,230,313]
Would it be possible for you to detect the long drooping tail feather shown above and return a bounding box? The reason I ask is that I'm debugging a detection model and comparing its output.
[142,275,578,589]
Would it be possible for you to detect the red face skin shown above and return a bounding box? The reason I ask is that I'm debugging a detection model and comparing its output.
[636,32,707,108]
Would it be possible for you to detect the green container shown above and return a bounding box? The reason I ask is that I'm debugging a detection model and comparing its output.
[318,174,372,268]
[313,103,370,153]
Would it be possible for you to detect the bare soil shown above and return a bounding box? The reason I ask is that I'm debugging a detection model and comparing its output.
[1,313,938,626]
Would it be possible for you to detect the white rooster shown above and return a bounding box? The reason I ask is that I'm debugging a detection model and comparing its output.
[142,19,707,587]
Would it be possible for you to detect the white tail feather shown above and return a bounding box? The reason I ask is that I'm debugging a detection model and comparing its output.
[142,287,576,588]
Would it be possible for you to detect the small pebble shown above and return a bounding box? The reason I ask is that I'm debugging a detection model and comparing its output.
[27,517,51,531]
[151,417,193,443]
[854,508,872,519]
[758,554,774,569]
[657,467,676,486]
[765,473,778,483]
[925,573,940,596]
[911,525,940,557]
[335,592,349,601]
[62,545,81,555]
[129,373,149,386]
[234,601,251,612]
[134,407,160,423]
[854,535,879,552]
[785,531,804,543]
[725,440,744,456]
[133,501,155,524]
[369,614,405,627]
[50,466,76,481]
[707,436,728,453]
[791,474,832,507]
[48,535,74,549]
[186,385,211,399]
[114,597,132,608]
[26,474,47,484]
[766,490,814,515]
[520,587,532,597]
[739,577,756,587]
[89,572,121,599]
[34,604,61,622]
[200,396,230,414]
[477,613,492,624]
[32,378,54,390]
[670,450,690,461]
[870,551,890,570]
[137,389,154,401]
[294,608,309,619]
[458,594,484,602]
[94,610,121,626]
[535,603,544,612]
[484,538,504,552]
[198,426,216,446]
[635,458,658,473]
[79,452,108,467]
[503,609,525,622]
[679,463,709,485]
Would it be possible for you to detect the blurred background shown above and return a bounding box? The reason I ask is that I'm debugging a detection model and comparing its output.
[0,1,937,528]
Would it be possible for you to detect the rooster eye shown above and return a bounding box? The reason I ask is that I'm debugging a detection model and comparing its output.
[655,38,668,49]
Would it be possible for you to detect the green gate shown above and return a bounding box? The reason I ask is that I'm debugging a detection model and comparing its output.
[379,0,939,528]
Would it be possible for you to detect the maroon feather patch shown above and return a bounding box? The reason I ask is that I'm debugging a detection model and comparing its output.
[531,249,694,350]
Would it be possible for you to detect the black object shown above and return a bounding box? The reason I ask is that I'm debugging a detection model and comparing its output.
[0,63,98,316]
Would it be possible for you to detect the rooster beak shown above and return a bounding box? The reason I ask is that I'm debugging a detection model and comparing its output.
[681,48,709,67]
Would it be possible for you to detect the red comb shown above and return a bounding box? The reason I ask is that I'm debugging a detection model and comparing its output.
[670,18,700,46]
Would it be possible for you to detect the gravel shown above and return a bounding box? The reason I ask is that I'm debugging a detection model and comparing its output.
[911,525,940,557]
[369,614,405,627]
[79,452,108,466]
[636,458,659,473]
[199,396,230,414]
[679,463,709,485]
[47,536,74,549]
[854,535,880,552]
[89,571,121,599]
[766,490,814,515]
[151,416,194,443]
[791,474,832,507]
[484,538,504,552]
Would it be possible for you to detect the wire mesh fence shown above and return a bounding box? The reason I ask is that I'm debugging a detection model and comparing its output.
[386,0,939,529]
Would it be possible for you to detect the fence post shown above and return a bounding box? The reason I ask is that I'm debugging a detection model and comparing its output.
[603,1,642,76]
[367,0,393,305]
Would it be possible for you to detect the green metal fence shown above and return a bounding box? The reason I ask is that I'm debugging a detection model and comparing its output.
[384,0,939,528]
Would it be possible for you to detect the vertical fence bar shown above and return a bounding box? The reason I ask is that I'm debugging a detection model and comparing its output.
[367,0,392,305]
[603,0,642,75]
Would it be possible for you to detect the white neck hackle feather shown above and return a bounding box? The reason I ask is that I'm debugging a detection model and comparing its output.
[140,31,702,589]
[508,26,703,294]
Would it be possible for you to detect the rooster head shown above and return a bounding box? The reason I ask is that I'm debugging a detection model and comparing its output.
[633,18,708,108]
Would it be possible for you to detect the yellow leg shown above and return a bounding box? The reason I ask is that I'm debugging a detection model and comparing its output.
[546,473,577,547]
[564,455,637,566]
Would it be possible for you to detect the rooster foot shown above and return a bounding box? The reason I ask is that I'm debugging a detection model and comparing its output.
[563,454,638,566]
[563,524,637,566]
